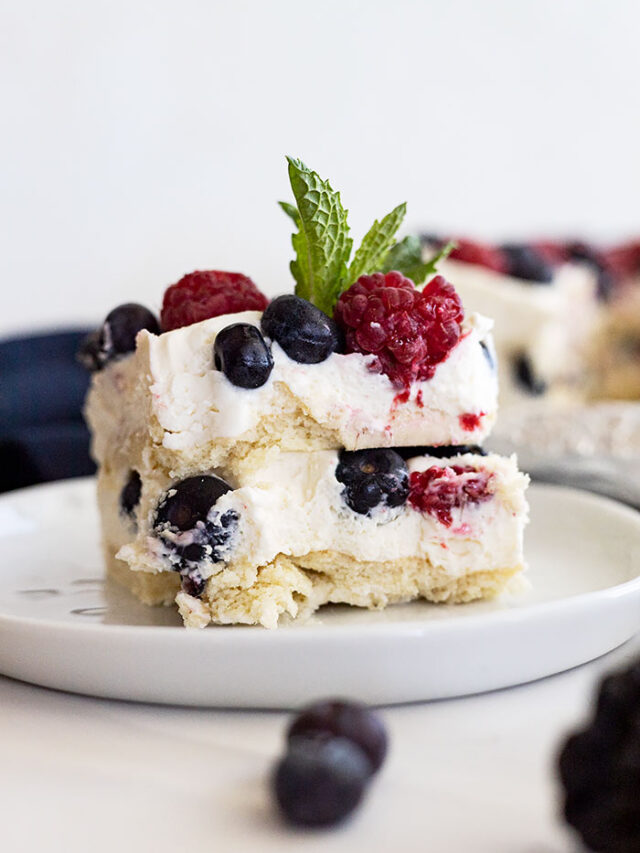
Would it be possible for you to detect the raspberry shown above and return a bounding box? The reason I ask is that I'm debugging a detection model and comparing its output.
[532,241,570,265]
[449,239,507,273]
[408,465,492,527]
[161,271,269,331]
[334,271,464,388]
[603,240,640,281]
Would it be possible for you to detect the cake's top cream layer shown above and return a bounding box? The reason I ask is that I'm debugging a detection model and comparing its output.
[138,308,497,457]
[119,449,528,585]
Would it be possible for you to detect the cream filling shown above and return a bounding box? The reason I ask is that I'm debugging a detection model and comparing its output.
[117,450,528,582]
[142,309,498,450]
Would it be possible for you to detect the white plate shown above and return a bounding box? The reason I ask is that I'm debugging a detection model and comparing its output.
[0,477,639,708]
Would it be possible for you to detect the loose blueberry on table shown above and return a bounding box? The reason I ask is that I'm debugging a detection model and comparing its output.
[273,699,388,828]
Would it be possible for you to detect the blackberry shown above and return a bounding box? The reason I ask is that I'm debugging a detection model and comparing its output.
[213,323,273,388]
[501,243,554,283]
[153,475,238,576]
[273,735,372,828]
[558,659,640,852]
[335,448,409,517]
[288,700,388,773]
[261,295,341,364]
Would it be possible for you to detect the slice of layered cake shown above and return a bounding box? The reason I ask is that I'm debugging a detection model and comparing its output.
[80,158,529,627]
[420,234,640,405]
[420,235,602,406]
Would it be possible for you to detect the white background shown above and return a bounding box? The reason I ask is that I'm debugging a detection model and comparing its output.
[2,0,639,335]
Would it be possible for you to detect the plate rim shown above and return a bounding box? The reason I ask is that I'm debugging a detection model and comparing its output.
[1,478,639,642]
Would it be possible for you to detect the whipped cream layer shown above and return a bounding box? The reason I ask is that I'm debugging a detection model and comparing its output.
[118,449,528,585]
[86,308,498,472]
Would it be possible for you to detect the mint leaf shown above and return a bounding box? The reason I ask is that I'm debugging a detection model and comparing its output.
[278,201,299,224]
[382,236,455,285]
[346,202,406,285]
[418,240,456,282]
[285,157,352,315]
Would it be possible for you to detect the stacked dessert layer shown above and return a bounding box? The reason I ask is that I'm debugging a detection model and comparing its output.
[85,295,528,628]
[81,157,529,628]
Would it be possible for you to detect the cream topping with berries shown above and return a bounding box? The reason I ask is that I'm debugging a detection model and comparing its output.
[118,449,528,584]
[124,307,498,454]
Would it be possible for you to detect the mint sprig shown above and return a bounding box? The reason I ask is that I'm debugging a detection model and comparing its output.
[347,202,407,285]
[282,157,352,316]
[280,157,450,313]
[382,236,456,286]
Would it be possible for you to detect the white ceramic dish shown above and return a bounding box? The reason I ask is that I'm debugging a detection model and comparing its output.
[0,477,639,708]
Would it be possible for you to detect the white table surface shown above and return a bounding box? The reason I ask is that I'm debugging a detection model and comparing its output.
[3,633,638,852]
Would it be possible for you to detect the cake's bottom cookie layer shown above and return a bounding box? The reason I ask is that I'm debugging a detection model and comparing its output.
[105,546,522,629]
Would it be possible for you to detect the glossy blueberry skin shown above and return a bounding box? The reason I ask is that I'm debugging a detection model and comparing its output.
[335,448,409,517]
[213,323,273,389]
[273,735,372,827]
[261,295,342,364]
[501,244,554,284]
[77,303,159,371]
[288,699,388,773]
[120,470,142,518]
[153,475,237,573]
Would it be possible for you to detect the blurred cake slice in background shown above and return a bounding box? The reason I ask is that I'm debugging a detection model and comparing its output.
[420,235,602,408]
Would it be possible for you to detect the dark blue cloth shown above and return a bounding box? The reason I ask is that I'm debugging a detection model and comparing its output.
[0,329,96,491]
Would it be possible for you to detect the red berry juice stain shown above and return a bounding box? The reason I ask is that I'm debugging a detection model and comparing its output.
[408,465,492,527]
[459,412,484,432]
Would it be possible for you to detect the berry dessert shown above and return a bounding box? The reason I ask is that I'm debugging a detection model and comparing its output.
[420,234,640,406]
[81,157,529,628]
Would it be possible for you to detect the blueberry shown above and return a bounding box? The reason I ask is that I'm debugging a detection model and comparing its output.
[513,353,547,396]
[76,329,103,371]
[153,475,238,571]
[288,700,388,774]
[566,241,614,301]
[77,303,160,371]
[261,295,341,364]
[273,735,372,827]
[501,244,554,283]
[480,339,496,371]
[335,449,409,517]
[179,567,207,598]
[213,323,273,389]
[120,470,142,518]
[396,445,487,460]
